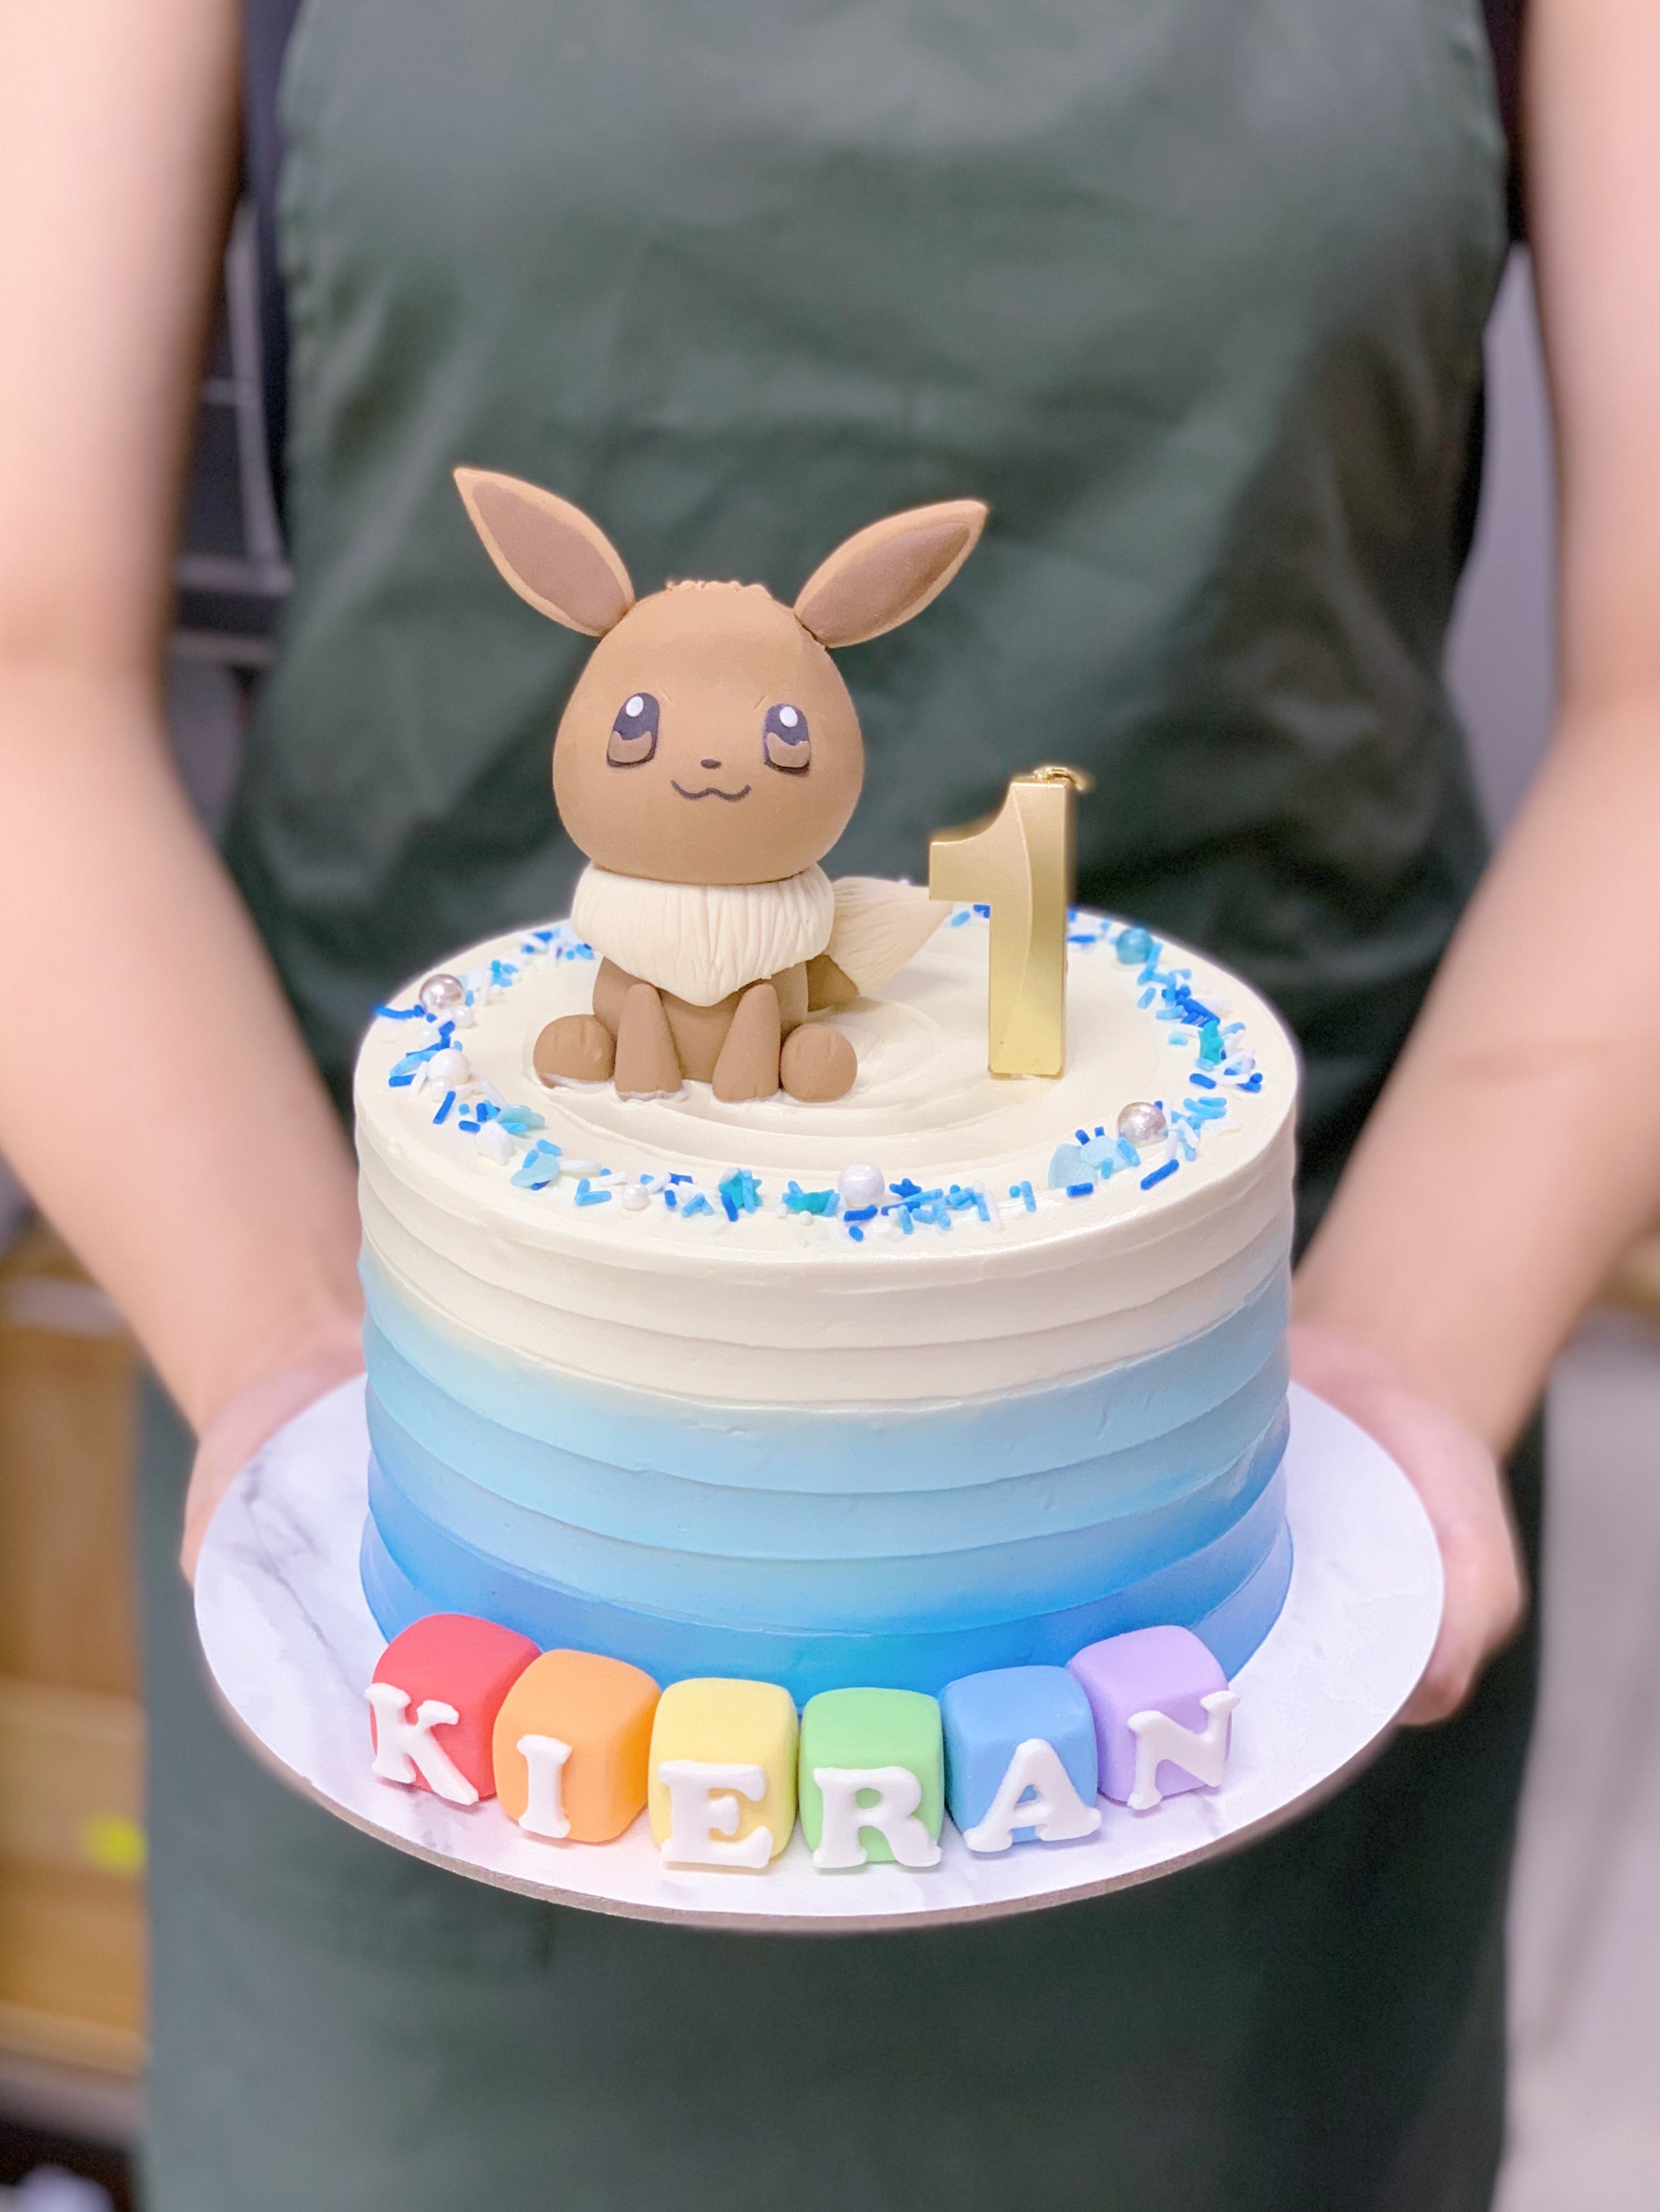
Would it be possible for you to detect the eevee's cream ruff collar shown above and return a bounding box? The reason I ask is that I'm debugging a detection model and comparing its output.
[571,865,835,1008]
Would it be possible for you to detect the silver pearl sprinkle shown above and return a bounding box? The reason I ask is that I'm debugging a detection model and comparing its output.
[1117,1101,1168,1146]
[419,971,468,1019]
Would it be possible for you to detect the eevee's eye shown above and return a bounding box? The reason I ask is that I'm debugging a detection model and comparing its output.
[762,704,811,773]
[607,693,659,765]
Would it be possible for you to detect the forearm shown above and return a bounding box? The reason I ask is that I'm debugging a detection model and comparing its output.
[1296,689,1660,1451]
[0,658,361,1433]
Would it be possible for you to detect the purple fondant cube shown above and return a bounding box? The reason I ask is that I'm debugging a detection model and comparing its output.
[1068,1627,1229,1805]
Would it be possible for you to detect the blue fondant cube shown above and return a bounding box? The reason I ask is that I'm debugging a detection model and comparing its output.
[940,1666,1099,1843]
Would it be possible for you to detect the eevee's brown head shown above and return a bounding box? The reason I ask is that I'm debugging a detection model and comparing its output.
[455,470,986,887]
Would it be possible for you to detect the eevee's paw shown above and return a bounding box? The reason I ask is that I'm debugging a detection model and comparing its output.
[713,982,783,1103]
[533,1015,615,1088]
[781,1024,856,1103]
[615,983,685,1100]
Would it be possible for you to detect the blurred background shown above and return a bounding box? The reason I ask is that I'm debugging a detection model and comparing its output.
[0,230,1655,2208]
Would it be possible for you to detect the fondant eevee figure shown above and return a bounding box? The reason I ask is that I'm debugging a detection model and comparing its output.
[456,470,986,1103]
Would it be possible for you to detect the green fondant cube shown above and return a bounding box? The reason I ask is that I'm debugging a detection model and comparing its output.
[798,1688,945,1865]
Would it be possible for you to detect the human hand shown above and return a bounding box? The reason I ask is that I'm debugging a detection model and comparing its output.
[181,1327,365,1582]
[1287,1321,1527,1725]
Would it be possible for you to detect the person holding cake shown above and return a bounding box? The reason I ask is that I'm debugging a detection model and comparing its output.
[0,0,1652,2205]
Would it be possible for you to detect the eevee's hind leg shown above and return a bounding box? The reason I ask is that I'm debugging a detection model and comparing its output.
[615,983,685,1099]
[713,983,783,1103]
[781,1024,856,1103]
[534,1015,615,1087]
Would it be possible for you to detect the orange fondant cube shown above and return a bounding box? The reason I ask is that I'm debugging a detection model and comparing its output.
[491,1648,660,1843]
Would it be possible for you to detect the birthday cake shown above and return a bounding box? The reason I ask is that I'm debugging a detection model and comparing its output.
[352,476,1298,1870]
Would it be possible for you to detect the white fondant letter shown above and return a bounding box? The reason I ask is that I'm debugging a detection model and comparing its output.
[517,1732,573,1839]
[961,1737,1102,1855]
[657,1758,772,1868]
[366,1681,479,1806]
[1126,1690,1239,1811]
[812,1765,942,1871]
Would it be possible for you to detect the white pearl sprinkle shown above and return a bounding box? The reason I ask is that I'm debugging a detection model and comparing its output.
[426,1047,470,1087]
[838,1162,884,1209]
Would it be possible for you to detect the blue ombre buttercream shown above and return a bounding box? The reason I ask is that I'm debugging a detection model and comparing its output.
[359,1256,1294,1697]
[361,1462,1291,1695]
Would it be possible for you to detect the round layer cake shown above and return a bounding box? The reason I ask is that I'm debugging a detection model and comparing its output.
[354,905,1297,1700]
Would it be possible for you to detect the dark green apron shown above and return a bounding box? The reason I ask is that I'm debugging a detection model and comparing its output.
[144,1,1534,2202]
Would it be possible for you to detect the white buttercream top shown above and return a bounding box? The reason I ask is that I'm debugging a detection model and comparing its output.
[354,905,1297,1405]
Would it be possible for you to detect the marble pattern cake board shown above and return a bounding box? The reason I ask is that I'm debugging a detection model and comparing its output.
[194,1380,1442,1934]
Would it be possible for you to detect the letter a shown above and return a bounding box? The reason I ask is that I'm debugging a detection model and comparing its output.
[961,1737,1101,1855]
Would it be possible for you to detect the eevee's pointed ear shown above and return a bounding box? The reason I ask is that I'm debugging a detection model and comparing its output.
[454,468,634,636]
[793,499,987,648]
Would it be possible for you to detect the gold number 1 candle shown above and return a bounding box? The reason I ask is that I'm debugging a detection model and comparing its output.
[928,766,1090,1076]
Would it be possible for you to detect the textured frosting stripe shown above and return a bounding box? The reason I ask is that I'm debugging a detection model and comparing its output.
[364,1344,1288,1548]
[365,1396,1285,1620]
[359,1466,1292,1697]
[359,1168,1294,1404]
[361,1251,1290,1489]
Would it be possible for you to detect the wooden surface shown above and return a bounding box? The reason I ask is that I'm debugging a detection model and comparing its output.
[0,1223,146,2087]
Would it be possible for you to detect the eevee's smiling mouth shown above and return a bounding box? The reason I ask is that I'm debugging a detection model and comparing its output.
[671,780,752,802]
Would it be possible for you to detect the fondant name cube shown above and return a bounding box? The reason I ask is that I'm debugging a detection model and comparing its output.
[799,1687,944,1870]
[368,1614,539,1805]
[1068,1625,1238,1810]
[491,1648,660,1843]
[939,1666,1101,1854]
[648,1678,798,1868]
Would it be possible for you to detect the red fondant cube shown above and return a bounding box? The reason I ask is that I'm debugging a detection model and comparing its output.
[370,1615,539,1801]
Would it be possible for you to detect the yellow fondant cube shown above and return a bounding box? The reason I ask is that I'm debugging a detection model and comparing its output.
[647,1678,799,1867]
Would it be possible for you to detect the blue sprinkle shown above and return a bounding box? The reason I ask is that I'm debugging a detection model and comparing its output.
[891,1178,923,1200]
[949,909,972,928]
[389,1045,442,1082]
[388,1074,414,1088]
[720,1193,739,1223]
[1075,1129,1090,1145]
[849,1223,865,1242]
[1225,1022,1245,1036]
[1140,1158,1180,1190]
[973,903,991,917]
[457,1118,480,1134]
[1066,1182,1094,1198]
[1048,1142,1089,1189]
[664,1188,678,1209]
[783,1181,839,1216]
[844,1206,877,1223]
[680,1193,714,1218]
[1008,1179,1037,1213]
[1115,1138,1141,1171]
[510,1143,562,1190]
[374,1003,428,1021]
[1189,1071,1217,1089]
[896,1206,915,1235]
[669,1172,692,1185]
[973,1190,991,1223]
[575,1179,612,1207]
[496,1104,546,1136]
[433,1090,456,1124]
[1238,1073,1264,1093]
